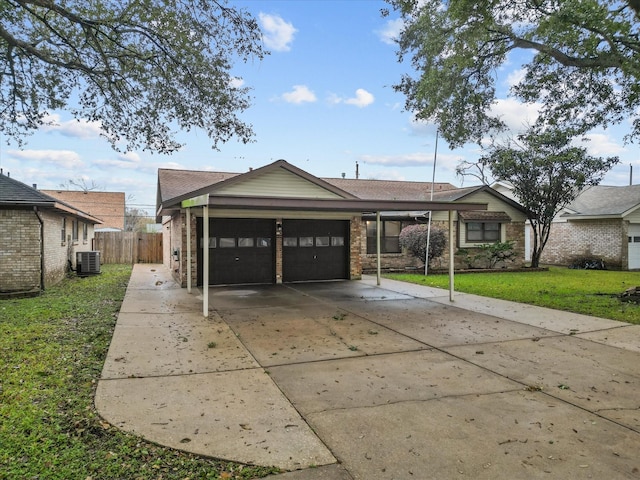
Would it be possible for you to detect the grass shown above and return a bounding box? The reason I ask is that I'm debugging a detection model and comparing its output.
[0,265,280,480]
[387,266,640,325]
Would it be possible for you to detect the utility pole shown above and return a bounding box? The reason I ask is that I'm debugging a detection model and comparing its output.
[425,131,438,276]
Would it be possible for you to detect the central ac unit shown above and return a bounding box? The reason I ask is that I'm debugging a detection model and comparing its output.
[77,251,101,275]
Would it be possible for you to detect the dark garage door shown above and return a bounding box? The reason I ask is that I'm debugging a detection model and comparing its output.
[283,219,348,282]
[198,218,275,285]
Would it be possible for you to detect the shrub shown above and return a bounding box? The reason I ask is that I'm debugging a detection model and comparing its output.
[399,224,446,265]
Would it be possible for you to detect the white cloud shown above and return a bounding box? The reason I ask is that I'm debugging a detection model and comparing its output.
[490,98,541,132]
[282,85,317,104]
[330,89,375,108]
[117,152,141,163]
[345,89,375,108]
[40,113,103,139]
[259,13,296,52]
[7,149,84,169]
[229,77,245,89]
[506,68,526,88]
[578,133,625,157]
[361,152,432,167]
[377,18,403,45]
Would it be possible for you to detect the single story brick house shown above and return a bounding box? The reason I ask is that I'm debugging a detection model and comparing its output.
[156,160,527,289]
[543,185,640,270]
[41,189,126,231]
[493,182,640,270]
[0,171,102,295]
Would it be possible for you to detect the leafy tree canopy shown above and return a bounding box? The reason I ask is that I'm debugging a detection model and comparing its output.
[1,0,265,153]
[388,0,640,148]
[476,127,619,267]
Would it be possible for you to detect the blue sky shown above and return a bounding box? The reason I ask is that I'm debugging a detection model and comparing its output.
[1,0,638,217]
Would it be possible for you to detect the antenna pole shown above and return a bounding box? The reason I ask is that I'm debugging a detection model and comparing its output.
[425,130,438,276]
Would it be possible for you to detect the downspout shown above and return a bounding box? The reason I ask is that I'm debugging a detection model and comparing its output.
[33,206,45,292]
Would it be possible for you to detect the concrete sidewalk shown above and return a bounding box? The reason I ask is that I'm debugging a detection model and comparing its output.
[96,265,640,479]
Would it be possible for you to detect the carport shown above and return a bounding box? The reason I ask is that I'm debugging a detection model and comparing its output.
[179,193,487,317]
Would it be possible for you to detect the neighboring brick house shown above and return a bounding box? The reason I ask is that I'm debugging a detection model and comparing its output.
[0,172,102,295]
[543,185,640,270]
[493,182,640,270]
[156,160,527,288]
[40,190,125,231]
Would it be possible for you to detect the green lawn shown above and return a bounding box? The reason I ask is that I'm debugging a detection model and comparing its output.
[387,266,640,325]
[0,265,280,480]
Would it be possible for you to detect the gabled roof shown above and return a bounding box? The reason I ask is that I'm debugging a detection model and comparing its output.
[156,160,489,218]
[40,190,125,230]
[431,185,529,214]
[562,185,640,218]
[0,172,102,223]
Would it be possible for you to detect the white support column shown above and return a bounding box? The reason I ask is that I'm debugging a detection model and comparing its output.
[202,204,209,317]
[376,211,381,286]
[186,208,192,294]
[449,210,455,302]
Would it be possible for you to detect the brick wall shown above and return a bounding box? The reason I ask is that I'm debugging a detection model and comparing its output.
[542,219,626,269]
[349,216,362,279]
[0,209,41,293]
[360,220,527,272]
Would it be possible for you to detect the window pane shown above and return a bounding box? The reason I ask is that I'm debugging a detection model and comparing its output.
[331,236,344,246]
[257,237,271,247]
[299,236,313,247]
[209,237,217,248]
[467,230,483,241]
[485,222,500,231]
[219,237,235,248]
[467,222,482,231]
[635,236,640,243]
[485,230,500,241]
[384,238,400,253]
[366,221,377,237]
[238,237,254,247]
[283,237,297,247]
[366,238,377,254]
[385,221,401,236]
[316,236,330,247]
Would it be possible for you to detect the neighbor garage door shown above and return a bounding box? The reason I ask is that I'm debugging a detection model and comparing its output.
[282,220,349,282]
[629,224,640,270]
[199,218,275,285]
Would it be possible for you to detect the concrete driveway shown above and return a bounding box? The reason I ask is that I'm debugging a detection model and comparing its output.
[96,265,640,479]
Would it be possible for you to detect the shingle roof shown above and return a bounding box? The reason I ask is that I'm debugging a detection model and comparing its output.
[0,172,101,223]
[322,178,456,200]
[156,167,457,205]
[563,185,640,217]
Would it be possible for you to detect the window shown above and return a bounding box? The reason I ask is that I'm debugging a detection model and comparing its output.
[316,236,330,247]
[82,223,88,241]
[299,236,314,247]
[257,237,271,247]
[466,222,501,242]
[72,220,79,242]
[61,218,66,243]
[331,236,344,247]
[238,237,254,247]
[219,238,235,248]
[283,237,297,247]
[366,220,402,254]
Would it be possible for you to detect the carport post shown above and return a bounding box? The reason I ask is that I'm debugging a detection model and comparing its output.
[449,210,455,301]
[186,207,191,294]
[376,211,381,286]
[203,204,209,317]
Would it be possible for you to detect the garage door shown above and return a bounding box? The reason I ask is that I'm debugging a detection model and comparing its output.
[283,220,348,282]
[629,224,640,270]
[199,218,275,285]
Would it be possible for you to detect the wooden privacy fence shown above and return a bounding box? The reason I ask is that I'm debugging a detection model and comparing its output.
[94,232,163,264]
